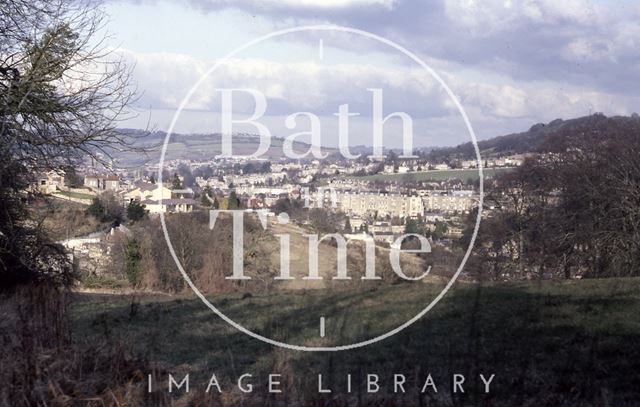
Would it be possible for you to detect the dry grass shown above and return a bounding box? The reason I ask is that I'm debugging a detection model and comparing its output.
[33,199,107,241]
[0,286,169,406]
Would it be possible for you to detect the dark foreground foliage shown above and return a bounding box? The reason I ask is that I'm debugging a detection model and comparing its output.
[0,285,173,406]
[462,114,640,280]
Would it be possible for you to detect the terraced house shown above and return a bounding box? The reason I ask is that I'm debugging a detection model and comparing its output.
[337,192,424,218]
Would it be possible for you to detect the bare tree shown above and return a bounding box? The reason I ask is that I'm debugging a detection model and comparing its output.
[1,0,138,287]
[466,114,640,280]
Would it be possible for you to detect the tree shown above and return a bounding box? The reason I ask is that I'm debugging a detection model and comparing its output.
[63,166,82,188]
[124,238,141,287]
[193,165,213,180]
[404,217,419,234]
[432,220,448,240]
[542,115,640,278]
[171,173,183,189]
[127,200,146,222]
[103,192,124,225]
[344,217,352,233]
[271,197,305,221]
[308,208,346,234]
[200,187,212,207]
[177,163,195,187]
[227,191,241,209]
[466,115,640,280]
[272,197,292,215]
[202,165,213,179]
[1,0,136,288]
[86,198,105,220]
[86,192,124,224]
[386,150,398,164]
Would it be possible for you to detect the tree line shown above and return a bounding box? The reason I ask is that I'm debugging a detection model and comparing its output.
[462,114,640,280]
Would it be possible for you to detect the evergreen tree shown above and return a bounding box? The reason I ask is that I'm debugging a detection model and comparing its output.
[124,238,141,287]
[228,191,240,209]
[200,187,213,207]
[171,173,182,189]
[344,217,352,233]
[404,217,419,234]
[86,198,105,220]
[127,200,146,222]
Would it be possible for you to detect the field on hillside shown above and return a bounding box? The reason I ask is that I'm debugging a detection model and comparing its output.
[70,277,640,405]
[54,190,96,200]
[111,132,338,166]
[351,167,513,183]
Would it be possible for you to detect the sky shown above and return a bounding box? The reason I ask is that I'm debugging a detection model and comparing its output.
[102,0,640,148]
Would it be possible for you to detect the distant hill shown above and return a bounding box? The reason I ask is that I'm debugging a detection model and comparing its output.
[428,113,640,161]
[108,130,338,167]
[107,114,640,167]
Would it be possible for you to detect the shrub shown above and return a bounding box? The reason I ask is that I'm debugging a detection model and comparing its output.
[127,200,146,222]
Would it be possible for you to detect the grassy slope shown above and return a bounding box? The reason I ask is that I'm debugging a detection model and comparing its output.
[112,132,339,166]
[350,167,512,183]
[70,277,640,405]
[54,190,95,201]
[31,199,107,241]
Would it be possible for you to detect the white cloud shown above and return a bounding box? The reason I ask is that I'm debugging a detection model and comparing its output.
[455,77,636,121]
[443,0,605,35]
[253,0,395,9]
[185,0,396,11]
[119,48,452,117]
[120,44,640,145]
[109,0,640,143]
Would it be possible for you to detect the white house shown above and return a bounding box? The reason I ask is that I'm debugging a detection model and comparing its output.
[141,198,196,214]
[123,181,156,201]
[34,170,65,194]
[128,183,196,214]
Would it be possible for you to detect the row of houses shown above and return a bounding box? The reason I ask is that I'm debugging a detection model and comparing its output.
[33,171,123,194]
[335,191,477,219]
[337,193,425,219]
[84,174,121,191]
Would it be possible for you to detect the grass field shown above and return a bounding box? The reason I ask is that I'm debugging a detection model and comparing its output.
[54,190,95,200]
[351,167,514,183]
[70,278,640,405]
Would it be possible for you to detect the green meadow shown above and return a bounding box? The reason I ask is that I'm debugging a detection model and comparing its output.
[70,277,640,405]
[352,167,513,182]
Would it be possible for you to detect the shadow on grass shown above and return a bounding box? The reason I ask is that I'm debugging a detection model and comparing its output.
[71,279,640,406]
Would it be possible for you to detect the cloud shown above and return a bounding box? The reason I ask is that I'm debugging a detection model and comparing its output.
[442,0,606,33]
[122,0,396,15]
[231,0,395,9]
[120,48,454,118]
[109,0,640,143]
[155,0,639,97]
[120,45,640,145]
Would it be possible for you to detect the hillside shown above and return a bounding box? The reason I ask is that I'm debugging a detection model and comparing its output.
[428,113,640,161]
[106,114,640,167]
[107,130,338,166]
